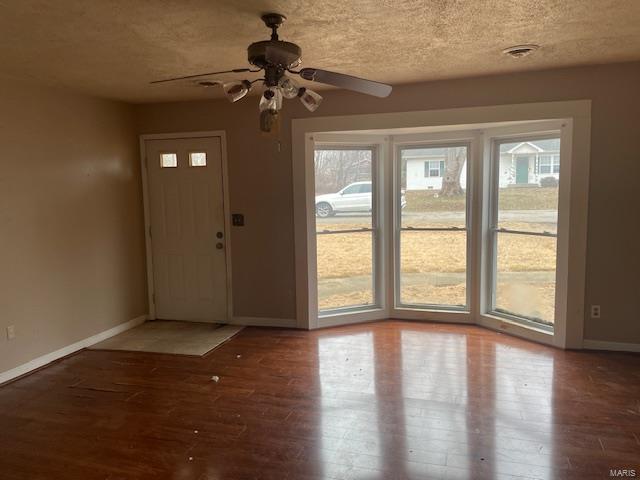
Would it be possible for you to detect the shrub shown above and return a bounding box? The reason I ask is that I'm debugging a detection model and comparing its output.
[540,176,559,187]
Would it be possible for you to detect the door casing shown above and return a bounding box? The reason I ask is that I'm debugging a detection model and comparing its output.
[139,131,233,322]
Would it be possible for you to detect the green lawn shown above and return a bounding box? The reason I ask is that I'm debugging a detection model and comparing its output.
[405,187,559,212]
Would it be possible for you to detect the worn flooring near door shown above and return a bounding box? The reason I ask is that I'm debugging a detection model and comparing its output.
[0,321,639,480]
[89,320,243,356]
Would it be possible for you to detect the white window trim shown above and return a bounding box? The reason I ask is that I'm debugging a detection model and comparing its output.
[313,143,381,318]
[393,137,474,313]
[485,131,564,336]
[310,135,387,327]
[292,101,590,349]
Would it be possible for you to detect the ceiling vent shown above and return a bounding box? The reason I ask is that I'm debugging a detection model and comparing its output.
[502,44,540,58]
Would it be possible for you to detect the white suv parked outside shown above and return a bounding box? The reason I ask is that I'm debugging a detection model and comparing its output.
[315,181,406,217]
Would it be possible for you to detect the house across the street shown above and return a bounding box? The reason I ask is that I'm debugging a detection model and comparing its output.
[404,139,560,190]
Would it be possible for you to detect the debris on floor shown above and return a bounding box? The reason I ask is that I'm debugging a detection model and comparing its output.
[211,375,220,382]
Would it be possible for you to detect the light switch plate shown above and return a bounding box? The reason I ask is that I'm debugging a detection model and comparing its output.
[7,325,16,340]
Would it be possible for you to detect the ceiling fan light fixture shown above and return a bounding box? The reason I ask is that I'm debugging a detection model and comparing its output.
[298,87,322,112]
[260,109,279,133]
[259,88,283,112]
[279,76,300,99]
[151,13,393,128]
[223,80,252,102]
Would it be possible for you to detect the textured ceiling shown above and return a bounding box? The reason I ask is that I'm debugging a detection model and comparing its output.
[1,0,640,103]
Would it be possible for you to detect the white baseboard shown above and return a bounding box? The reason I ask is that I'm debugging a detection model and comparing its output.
[583,339,640,353]
[0,315,147,385]
[229,316,296,328]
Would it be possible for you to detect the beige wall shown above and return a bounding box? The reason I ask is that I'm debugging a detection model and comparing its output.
[135,62,640,344]
[0,75,148,374]
[1,61,634,376]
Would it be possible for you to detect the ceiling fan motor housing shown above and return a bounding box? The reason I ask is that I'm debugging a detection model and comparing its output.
[247,41,302,69]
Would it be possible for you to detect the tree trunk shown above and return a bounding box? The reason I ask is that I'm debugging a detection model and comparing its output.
[440,147,465,196]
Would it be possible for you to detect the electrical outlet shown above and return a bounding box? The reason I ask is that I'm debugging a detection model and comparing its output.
[590,305,601,319]
[6,325,16,340]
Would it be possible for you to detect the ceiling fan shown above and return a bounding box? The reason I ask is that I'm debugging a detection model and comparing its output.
[151,13,393,132]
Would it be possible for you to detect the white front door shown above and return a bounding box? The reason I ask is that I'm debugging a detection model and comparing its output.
[145,136,227,322]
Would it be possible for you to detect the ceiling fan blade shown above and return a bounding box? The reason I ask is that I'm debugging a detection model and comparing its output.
[150,68,257,84]
[194,79,224,87]
[298,68,392,98]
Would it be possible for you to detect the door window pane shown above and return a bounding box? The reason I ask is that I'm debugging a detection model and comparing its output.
[314,148,376,312]
[189,152,207,167]
[160,153,177,168]
[399,145,468,308]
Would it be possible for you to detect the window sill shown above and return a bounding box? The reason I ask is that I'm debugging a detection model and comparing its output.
[479,313,555,346]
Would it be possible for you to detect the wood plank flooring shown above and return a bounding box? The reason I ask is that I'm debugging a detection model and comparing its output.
[0,320,639,479]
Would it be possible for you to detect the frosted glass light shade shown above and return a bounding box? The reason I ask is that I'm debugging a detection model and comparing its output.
[279,77,299,99]
[298,87,323,112]
[223,80,251,102]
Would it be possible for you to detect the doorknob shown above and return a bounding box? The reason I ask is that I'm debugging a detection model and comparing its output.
[216,242,224,250]
[216,231,223,239]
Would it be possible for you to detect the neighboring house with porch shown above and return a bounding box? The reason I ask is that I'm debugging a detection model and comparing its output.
[404,139,560,190]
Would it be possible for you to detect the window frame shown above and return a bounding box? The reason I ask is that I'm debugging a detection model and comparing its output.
[395,141,472,312]
[313,143,382,319]
[292,103,588,350]
[485,131,564,334]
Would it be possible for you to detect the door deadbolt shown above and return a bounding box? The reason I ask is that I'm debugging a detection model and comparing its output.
[216,232,223,239]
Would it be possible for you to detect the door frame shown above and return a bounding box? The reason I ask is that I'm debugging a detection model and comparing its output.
[139,131,233,322]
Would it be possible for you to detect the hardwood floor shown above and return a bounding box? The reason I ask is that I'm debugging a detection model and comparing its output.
[0,320,639,479]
